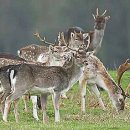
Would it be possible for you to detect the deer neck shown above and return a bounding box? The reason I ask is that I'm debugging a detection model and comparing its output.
[92,29,104,54]
[63,58,83,90]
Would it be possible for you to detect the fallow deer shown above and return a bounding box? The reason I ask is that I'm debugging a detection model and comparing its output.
[87,8,110,54]
[76,49,126,113]
[60,9,110,54]
[0,32,90,123]
[0,53,46,121]
[17,30,88,115]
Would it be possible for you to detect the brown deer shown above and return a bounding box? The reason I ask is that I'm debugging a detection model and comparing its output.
[74,47,127,114]
[87,8,110,54]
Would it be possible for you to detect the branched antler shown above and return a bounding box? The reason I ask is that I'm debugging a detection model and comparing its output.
[93,8,108,18]
[101,10,107,16]
[96,8,99,16]
[59,32,91,54]
[34,32,54,45]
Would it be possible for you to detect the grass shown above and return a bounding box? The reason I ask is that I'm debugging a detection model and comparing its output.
[1,71,130,130]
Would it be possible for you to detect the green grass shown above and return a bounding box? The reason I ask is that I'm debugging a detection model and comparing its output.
[1,71,130,130]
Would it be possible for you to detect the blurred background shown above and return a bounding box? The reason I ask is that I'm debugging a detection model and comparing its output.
[0,0,130,69]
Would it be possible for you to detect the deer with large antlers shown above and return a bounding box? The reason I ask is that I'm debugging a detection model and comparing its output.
[17,29,88,115]
[62,8,110,54]
[87,8,110,54]
[0,33,90,123]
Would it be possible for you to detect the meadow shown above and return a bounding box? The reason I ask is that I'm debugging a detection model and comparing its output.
[0,71,130,130]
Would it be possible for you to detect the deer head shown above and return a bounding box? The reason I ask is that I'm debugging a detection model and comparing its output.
[92,8,110,30]
[59,27,88,50]
[49,44,71,66]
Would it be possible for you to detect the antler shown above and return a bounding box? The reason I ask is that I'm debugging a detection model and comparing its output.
[125,84,130,98]
[96,8,99,16]
[60,32,91,54]
[58,32,67,46]
[34,32,54,45]
[117,59,130,85]
[101,10,107,16]
[94,8,108,17]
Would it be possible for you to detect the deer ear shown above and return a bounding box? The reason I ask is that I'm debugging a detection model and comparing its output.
[83,33,89,39]
[49,45,54,53]
[105,16,110,20]
[71,32,75,38]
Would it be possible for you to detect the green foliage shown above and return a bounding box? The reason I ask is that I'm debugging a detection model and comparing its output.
[0,71,130,130]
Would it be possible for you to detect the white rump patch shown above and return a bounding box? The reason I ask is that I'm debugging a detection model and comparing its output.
[9,70,17,93]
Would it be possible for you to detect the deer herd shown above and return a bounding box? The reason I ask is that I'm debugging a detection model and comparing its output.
[0,8,130,123]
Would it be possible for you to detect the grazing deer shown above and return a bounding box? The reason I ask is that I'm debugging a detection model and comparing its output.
[77,49,126,113]
[76,8,110,112]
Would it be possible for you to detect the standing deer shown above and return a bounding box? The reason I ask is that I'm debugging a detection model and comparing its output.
[17,29,88,115]
[0,53,46,121]
[0,43,88,123]
[0,32,90,123]
[87,8,110,54]
[61,9,110,54]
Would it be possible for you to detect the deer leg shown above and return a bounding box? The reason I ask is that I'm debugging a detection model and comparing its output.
[37,96,41,109]
[30,96,39,121]
[79,77,87,114]
[3,90,25,122]
[3,100,11,122]
[52,92,60,122]
[22,95,29,112]
[41,94,48,123]
[13,99,20,123]
[91,84,106,110]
